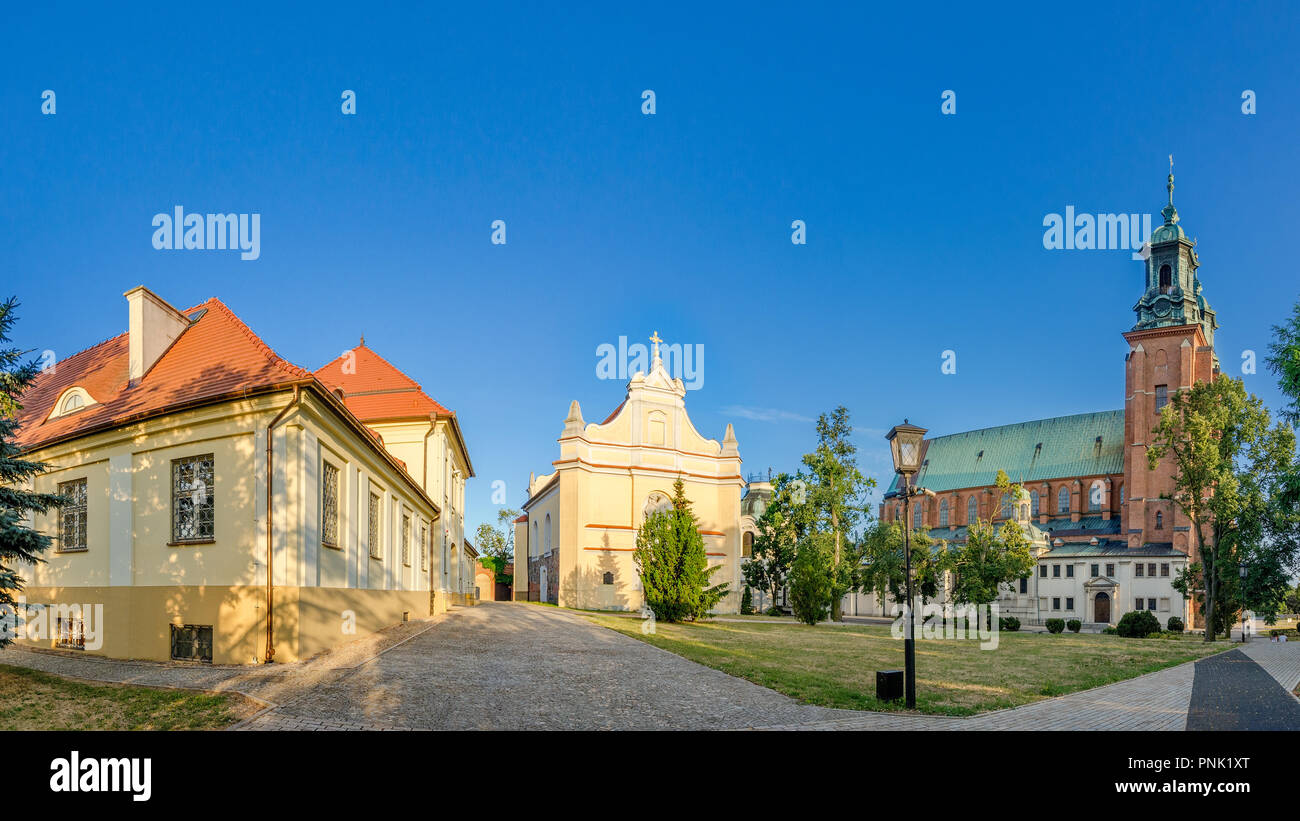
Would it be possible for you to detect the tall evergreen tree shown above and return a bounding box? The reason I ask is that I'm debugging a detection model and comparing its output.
[1,297,65,647]
[634,479,727,622]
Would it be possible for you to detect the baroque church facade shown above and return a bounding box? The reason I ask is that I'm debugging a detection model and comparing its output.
[513,334,747,613]
[848,171,1217,628]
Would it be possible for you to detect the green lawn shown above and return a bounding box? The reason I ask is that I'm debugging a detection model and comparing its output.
[0,664,244,730]
[588,616,1228,716]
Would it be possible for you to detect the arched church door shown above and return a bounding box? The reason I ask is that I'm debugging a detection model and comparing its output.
[1094,592,1110,623]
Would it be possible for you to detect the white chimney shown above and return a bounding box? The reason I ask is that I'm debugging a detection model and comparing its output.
[124,286,190,383]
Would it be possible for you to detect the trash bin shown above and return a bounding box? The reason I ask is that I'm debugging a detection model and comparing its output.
[877,669,903,702]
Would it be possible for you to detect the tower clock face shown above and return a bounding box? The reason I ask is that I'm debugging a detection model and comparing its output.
[1154,300,1171,317]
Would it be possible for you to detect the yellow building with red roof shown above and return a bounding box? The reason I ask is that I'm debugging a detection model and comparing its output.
[10,286,469,663]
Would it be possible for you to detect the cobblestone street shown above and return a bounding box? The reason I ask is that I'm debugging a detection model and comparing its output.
[3,602,1297,730]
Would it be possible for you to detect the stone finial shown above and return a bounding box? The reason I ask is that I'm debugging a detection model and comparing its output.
[563,399,585,435]
[721,422,739,457]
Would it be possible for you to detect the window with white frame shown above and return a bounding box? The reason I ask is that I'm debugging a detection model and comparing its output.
[58,478,88,551]
[321,462,340,548]
[172,454,215,543]
[421,524,428,571]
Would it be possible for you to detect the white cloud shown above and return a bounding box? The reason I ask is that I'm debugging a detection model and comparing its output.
[721,405,814,424]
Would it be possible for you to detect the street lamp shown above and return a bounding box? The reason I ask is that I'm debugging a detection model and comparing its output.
[886,419,927,709]
[1238,562,1249,643]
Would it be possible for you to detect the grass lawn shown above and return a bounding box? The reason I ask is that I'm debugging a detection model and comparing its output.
[588,616,1228,716]
[0,664,244,730]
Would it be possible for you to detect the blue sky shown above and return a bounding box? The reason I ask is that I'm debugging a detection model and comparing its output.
[4,2,1299,538]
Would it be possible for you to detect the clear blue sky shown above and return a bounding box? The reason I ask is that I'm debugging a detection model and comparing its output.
[4,2,1299,538]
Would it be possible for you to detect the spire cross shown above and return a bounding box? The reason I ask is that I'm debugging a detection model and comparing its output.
[1167,154,1175,206]
[649,331,663,361]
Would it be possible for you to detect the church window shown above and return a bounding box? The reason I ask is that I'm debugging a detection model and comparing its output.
[1155,511,1163,530]
[742,531,753,558]
[1088,481,1103,512]
[531,522,539,557]
[999,493,1012,519]
[1155,385,1168,411]
[61,393,83,413]
[1158,264,1172,294]
[912,505,922,529]
[544,514,552,554]
[602,572,614,585]
[939,499,949,527]
[1030,490,1040,516]
[1057,487,1070,514]
[401,513,411,566]
[967,496,977,525]
[1119,485,1125,506]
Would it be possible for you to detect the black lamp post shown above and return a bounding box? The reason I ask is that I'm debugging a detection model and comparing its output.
[1238,562,1249,643]
[886,419,927,709]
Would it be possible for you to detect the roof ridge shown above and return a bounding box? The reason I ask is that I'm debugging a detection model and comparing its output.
[926,409,1124,441]
[201,298,313,379]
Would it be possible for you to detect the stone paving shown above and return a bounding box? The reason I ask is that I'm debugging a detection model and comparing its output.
[2,602,1297,730]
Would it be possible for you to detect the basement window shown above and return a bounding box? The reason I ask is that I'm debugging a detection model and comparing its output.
[170,624,213,663]
[56,617,85,650]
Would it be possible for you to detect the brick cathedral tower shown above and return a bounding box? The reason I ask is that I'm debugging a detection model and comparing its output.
[1121,163,1219,566]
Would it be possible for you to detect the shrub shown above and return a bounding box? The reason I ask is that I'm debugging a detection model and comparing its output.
[998,616,1021,632]
[1045,618,1065,634]
[763,605,784,617]
[740,586,755,615]
[1116,610,1161,638]
[1102,626,1118,635]
[1167,616,1185,633]
[1066,619,1081,633]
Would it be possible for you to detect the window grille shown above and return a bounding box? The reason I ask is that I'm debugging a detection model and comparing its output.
[322,463,339,547]
[58,478,88,551]
[172,454,215,542]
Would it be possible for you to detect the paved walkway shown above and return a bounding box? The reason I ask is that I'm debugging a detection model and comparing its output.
[2,602,1297,730]
[1186,643,1300,730]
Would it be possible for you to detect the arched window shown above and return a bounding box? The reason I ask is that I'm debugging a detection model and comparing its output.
[1119,485,1125,506]
[1155,511,1163,530]
[1057,487,1070,513]
[1030,490,1040,516]
[532,522,539,557]
[912,505,922,529]
[544,513,552,554]
[61,393,84,413]
[1158,264,1172,294]
[967,496,978,525]
[602,571,614,585]
[742,531,754,558]
[999,493,1013,519]
[1089,481,1104,513]
[939,499,949,527]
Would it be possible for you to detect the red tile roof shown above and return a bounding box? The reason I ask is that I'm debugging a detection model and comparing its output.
[314,344,453,422]
[15,298,313,451]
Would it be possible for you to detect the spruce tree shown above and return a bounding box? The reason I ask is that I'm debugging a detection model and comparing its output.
[0,297,64,647]
[634,478,728,621]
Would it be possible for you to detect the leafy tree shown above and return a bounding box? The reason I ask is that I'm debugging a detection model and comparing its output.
[473,508,521,586]
[634,479,727,622]
[789,533,834,625]
[1148,374,1296,641]
[1266,297,1300,426]
[801,406,876,621]
[1285,584,1300,616]
[1,298,65,647]
[856,519,941,608]
[741,472,808,612]
[944,471,1036,628]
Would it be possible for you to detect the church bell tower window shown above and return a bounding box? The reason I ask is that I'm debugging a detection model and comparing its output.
[1158,264,1172,294]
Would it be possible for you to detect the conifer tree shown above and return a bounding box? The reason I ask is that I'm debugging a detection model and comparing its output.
[1,297,64,647]
[634,478,727,621]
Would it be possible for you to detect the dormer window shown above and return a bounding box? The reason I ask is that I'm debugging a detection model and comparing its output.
[50,387,96,418]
